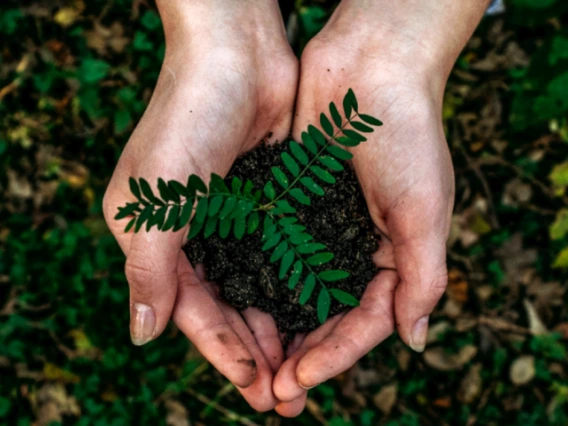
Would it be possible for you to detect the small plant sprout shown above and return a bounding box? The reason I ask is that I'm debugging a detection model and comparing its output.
[115,89,383,324]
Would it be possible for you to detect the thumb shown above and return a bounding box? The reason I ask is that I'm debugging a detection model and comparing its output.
[125,228,183,345]
[388,199,450,353]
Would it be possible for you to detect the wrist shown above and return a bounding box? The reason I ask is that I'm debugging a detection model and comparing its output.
[156,0,286,55]
[322,0,489,92]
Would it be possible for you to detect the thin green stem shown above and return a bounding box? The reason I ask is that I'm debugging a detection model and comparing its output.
[265,210,328,294]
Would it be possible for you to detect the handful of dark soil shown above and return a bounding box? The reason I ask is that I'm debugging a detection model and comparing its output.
[184,142,379,335]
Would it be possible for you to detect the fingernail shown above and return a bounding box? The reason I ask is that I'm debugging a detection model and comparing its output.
[409,315,429,353]
[131,303,156,346]
[299,383,318,390]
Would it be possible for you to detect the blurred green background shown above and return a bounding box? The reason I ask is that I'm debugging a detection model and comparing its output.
[1,0,568,425]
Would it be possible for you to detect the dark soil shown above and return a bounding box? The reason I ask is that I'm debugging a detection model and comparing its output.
[184,142,380,336]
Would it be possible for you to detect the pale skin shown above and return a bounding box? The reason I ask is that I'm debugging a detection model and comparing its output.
[103,0,490,416]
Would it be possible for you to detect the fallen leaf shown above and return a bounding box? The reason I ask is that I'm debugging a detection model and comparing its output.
[165,400,191,426]
[373,383,397,415]
[54,8,80,27]
[523,299,548,335]
[510,355,536,385]
[458,363,483,404]
[423,345,478,371]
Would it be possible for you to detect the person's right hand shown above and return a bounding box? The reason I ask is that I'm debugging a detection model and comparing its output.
[102,0,298,411]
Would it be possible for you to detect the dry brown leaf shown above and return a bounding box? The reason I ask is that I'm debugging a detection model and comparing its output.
[523,299,548,336]
[423,345,478,371]
[427,321,451,344]
[373,383,397,415]
[35,383,81,426]
[510,355,536,385]
[165,400,191,426]
[447,269,469,303]
[458,363,483,404]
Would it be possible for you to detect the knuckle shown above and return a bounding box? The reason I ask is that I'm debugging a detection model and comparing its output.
[125,261,155,299]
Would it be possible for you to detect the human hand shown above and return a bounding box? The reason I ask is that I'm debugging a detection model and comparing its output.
[102,0,297,411]
[272,0,489,416]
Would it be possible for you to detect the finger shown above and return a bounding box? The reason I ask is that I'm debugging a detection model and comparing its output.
[125,228,183,346]
[273,314,344,402]
[387,201,450,353]
[242,308,284,373]
[275,392,307,418]
[295,271,397,389]
[173,254,258,388]
[218,304,279,412]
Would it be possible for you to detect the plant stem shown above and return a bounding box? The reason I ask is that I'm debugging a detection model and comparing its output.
[265,111,359,208]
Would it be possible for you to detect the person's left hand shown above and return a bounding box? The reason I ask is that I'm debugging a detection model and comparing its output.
[271,5,456,416]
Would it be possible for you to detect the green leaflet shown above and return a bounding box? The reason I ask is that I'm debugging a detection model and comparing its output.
[299,274,316,305]
[318,270,350,282]
[289,188,311,205]
[279,250,295,279]
[329,102,342,127]
[272,167,289,189]
[320,112,334,137]
[288,261,303,289]
[188,174,207,194]
[310,166,336,184]
[329,288,360,306]
[290,141,309,165]
[282,152,300,177]
[300,177,324,196]
[317,287,331,324]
